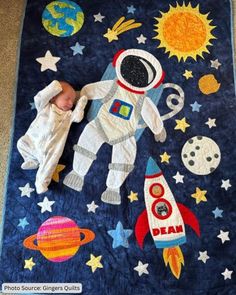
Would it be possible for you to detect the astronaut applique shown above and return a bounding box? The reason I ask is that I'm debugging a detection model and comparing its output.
[17,80,87,194]
[64,49,170,205]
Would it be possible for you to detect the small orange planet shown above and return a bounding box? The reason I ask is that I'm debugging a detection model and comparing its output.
[23,216,95,262]
[198,74,221,95]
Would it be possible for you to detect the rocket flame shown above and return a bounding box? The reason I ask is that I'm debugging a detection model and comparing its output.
[104,16,142,42]
[163,246,184,279]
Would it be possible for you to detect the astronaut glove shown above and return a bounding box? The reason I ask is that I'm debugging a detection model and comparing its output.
[154,127,167,143]
[72,95,88,123]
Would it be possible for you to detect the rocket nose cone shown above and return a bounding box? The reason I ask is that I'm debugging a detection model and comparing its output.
[146,157,162,176]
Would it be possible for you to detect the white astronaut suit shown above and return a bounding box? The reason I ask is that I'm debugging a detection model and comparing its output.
[64,49,167,204]
[17,80,87,194]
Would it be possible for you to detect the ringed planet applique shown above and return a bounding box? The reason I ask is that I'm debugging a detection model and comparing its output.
[23,216,95,262]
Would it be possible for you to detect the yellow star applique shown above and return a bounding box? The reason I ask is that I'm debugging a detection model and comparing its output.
[24,257,36,271]
[175,118,190,133]
[160,152,171,164]
[86,254,103,273]
[103,28,119,42]
[52,164,66,182]
[128,191,138,202]
[183,70,193,79]
[191,187,207,204]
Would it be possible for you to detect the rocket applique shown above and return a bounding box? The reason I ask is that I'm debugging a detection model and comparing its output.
[135,157,200,279]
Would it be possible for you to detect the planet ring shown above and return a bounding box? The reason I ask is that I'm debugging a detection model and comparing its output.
[23,228,95,251]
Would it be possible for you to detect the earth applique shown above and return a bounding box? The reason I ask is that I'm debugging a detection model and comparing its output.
[42,0,84,37]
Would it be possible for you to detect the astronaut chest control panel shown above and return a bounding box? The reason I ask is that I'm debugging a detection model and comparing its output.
[109,99,134,120]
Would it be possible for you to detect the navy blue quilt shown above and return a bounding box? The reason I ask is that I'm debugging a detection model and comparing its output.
[1,0,236,294]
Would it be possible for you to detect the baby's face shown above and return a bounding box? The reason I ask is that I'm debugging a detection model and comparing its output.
[52,82,76,111]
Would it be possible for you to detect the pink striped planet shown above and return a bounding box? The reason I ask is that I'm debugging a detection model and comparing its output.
[23,216,95,262]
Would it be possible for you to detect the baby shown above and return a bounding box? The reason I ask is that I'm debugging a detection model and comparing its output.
[17,80,87,194]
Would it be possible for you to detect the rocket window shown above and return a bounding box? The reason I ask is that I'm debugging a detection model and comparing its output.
[152,199,172,220]
[149,183,164,198]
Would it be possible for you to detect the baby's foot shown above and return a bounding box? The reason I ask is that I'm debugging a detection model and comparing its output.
[21,160,39,170]
[35,183,48,194]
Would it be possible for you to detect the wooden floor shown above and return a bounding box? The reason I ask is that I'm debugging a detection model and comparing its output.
[0,0,235,220]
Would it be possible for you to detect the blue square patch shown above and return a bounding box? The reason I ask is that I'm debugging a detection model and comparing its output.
[109,99,133,120]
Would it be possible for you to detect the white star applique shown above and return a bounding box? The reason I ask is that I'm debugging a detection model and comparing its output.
[221,268,233,280]
[19,183,35,198]
[210,59,222,70]
[221,179,232,191]
[94,12,105,22]
[198,251,210,263]
[136,34,147,44]
[37,196,55,213]
[36,50,61,72]
[205,118,216,129]
[87,201,99,213]
[217,230,230,244]
[134,261,149,276]
[173,171,184,184]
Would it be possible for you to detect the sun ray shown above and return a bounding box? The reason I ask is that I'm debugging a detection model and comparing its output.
[153,2,216,62]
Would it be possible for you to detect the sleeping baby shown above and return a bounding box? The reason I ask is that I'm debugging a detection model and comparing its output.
[17,80,87,194]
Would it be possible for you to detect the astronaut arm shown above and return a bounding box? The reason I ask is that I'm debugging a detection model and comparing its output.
[80,80,113,100]
[34,80,62,112]
[141,97,164,136]
[71,96,88,123]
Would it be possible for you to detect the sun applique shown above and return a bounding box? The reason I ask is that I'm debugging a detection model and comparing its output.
[153,2,216,62]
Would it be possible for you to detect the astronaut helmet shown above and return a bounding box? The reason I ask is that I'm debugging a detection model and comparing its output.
[113,49,165,93]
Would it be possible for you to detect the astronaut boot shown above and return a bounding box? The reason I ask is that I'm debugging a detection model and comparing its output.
[101,188,121,205]
[63,170,84,192]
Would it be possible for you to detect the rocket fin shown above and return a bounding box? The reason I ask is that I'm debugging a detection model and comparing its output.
[177,203,200,237]
[135,209,150,249]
